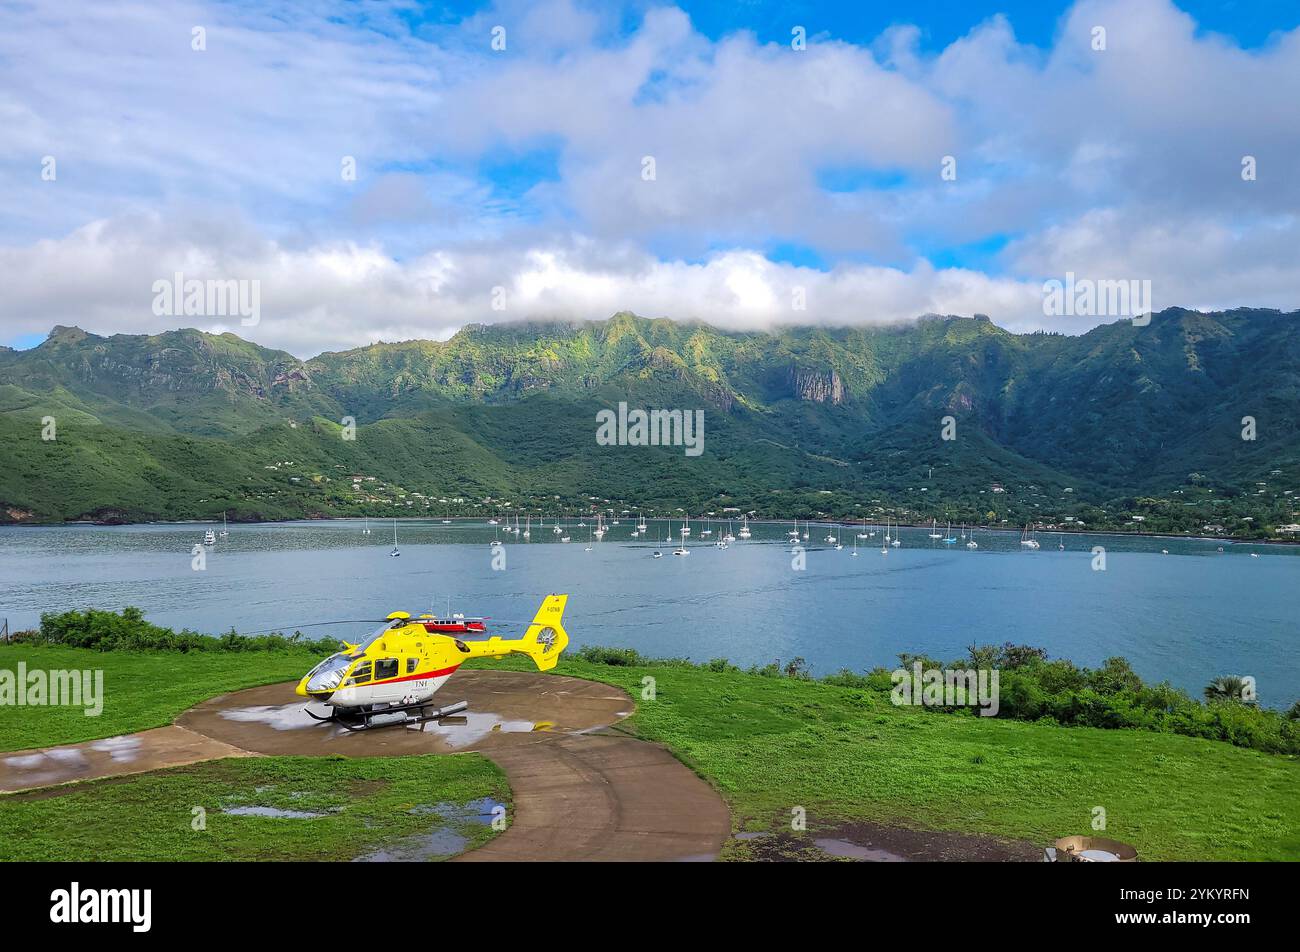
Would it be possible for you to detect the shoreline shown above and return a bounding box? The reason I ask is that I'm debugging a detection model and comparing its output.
[0,514,1293,547]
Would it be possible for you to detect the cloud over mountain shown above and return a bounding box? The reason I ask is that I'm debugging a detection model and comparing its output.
[1,0,1296,354]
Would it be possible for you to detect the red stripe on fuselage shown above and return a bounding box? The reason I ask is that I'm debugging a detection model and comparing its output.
[365,664,460,688]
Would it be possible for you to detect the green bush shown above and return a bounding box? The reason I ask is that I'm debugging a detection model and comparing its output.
[27,607,331,653]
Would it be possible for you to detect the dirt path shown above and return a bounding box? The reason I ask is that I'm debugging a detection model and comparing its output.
[0,671,731,861]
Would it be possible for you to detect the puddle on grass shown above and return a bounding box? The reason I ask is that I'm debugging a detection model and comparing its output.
[222,806,331,819]
[405,797,501,823]
[354,798,505,862]
[353,828,470,861]
[814,838,908,862]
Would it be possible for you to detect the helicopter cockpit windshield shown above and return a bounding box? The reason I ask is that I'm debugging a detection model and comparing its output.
[305,622,406,694]
[304,652,352,693]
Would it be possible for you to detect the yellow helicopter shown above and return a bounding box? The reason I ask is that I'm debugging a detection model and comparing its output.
[296,594,569,731]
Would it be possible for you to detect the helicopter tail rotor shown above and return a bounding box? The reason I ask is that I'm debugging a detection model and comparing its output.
[517,593,570,671]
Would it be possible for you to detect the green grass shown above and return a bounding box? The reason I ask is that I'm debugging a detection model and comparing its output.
[5,646,1298,861]
[0,755,507,861]
[0,646,320,751]
[470,656,1300,862]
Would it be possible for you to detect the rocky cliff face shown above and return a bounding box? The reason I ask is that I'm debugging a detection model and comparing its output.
[788,366,845,405]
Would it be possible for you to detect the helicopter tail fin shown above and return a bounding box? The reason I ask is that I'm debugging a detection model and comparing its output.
[517,594,570,671]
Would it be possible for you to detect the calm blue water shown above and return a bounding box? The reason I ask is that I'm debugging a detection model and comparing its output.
[1,519,1296,707]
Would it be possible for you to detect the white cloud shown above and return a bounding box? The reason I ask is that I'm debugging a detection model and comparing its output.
[1,0,1298,354]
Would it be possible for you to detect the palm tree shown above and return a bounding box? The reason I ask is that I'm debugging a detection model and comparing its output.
[1203,675,1252,704]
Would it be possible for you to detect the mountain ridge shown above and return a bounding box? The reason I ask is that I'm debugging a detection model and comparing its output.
[2,308,1298,533]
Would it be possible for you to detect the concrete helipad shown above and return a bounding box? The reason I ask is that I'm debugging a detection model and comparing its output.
[175,669,634,756]
[0,670,731,861]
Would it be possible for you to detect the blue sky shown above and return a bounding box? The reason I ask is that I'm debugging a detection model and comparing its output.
[2,0,1299,355]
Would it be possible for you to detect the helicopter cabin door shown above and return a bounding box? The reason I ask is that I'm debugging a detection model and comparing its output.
[369,657,403,702]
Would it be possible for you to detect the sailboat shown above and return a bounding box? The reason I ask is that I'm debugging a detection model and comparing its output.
[851,534,859,556]
[700,516,712,537]
[390,519,401,557]
[220,512,229,538]
[638,511,648,532]
[966,523,978,549]
[891,519,901,547]
[857,520,870,540]
[362,515,371,535]
[1020,524,1040,549]
[585,528,593,551]
[523,514,531,538]
[723,520,736,543]
[593,513,605,540]
[681,517,691,537]
[788,520,799,538]
[943,521,957,544]
[673,524,690,556]
[928,519,942,540]
[739,516,751,539]
[881,520,889,555]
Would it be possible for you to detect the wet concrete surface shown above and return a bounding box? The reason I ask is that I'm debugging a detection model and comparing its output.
[0,726,249,793]
[455,732,731,863]
[175,670,634,757]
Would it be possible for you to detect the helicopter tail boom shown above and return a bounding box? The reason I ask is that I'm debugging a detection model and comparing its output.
[461,594,570,670]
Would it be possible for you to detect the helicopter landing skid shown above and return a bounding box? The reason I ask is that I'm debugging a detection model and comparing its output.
[308,699,470,732]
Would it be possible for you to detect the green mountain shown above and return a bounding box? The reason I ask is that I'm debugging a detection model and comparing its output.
[1,309,1297,535]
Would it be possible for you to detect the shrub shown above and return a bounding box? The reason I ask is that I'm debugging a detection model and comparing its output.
[31,607,331,653]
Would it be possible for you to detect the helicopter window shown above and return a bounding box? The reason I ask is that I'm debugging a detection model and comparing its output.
[305,652,352,693]
[406,658,419,674]
[374,658,399,681]
[345,661,372,686]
